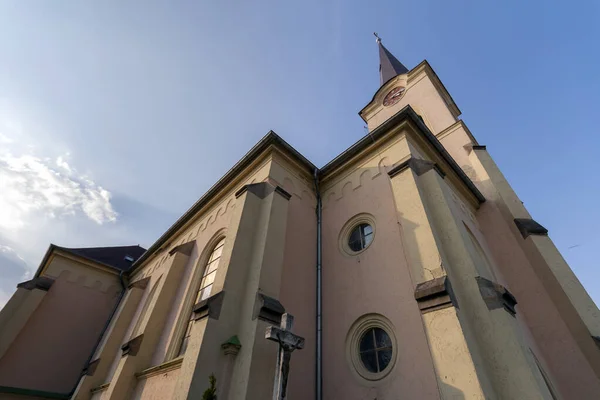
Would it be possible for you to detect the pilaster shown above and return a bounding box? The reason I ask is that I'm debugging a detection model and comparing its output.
[388,159,488,399]
[72,278,149,400]
[173,182,291,400]
[0,277,54,360]
[469,147,600,376]
[104,245,192,400]
[413,158,551,399]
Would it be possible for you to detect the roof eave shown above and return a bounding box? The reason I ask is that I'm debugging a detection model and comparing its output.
[131,131,316,272]
[322,105,485,203]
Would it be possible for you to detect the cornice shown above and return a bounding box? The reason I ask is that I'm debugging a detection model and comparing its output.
[321,105,485,207]
[359,60,461,123]
[135,357,183,380]
[130,131,315,274]
[436,120,478,145]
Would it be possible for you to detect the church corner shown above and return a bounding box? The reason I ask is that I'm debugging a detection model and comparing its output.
[0,35,599,400]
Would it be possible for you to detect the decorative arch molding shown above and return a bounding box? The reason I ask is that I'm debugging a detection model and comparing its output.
[163,228,228,361]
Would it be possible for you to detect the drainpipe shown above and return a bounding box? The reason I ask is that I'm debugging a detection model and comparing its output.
[313,168,323,400]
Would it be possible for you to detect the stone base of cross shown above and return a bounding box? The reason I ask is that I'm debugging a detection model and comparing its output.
[265,313,305,400]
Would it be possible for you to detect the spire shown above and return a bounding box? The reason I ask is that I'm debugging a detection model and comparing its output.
[374,33,409,86]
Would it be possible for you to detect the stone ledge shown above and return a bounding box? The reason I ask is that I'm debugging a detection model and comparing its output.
[253,292,285,324]
[83,358,100,376]
[90,382,110,394]
[235,182,291,200]
[169,240,195,256]
[193,291,225,320]
[17,276,54,291]
[135,357,184,380]
[121,334,144,357]
[514,218,548,239]
[414,276,457,313]
[128,276,150,290]
[388,157,445,179]
[475,277,517,316]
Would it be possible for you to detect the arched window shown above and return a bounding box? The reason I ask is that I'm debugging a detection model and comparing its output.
[464,223,496,280]
[178,237,226,356]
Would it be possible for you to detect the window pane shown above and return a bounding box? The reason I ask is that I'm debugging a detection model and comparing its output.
[363,232,373,247]
[360,329,375,352]
[198,284,213,301]
[214,238,225,250]
[362,224,373,236]
[204,259,220,275]
[360,350,378,373]
[200,270,216,288]
[348,227,363,250]
[208,245,223,263]
[348,223,373,252]
[179,336,189,356]
[178,321,193,356]
[377,349,392,371]
[374,327,392,348]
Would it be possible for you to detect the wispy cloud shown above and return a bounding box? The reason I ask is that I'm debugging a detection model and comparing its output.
[0,120,120,308]
[0,149,117,231]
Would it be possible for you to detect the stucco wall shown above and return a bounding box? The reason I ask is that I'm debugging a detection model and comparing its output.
[475,197,600,399]
[435,120,600,398]
[0,259,120,393]
[130,368,181,400]
[274,159,317,399]
[320,140,440,399]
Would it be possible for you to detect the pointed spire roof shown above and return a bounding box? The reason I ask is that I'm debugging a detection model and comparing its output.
[375,33,409,86]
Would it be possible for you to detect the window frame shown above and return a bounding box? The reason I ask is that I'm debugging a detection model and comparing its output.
[339,214,376,256]
[164,231,226,361]
[359,327,393,373]
[346,313,397,382]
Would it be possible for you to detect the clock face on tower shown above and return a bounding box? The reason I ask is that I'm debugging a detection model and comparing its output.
[383,86,406,107]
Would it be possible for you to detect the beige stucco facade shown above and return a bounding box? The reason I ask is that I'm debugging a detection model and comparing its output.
[1,46,599,400]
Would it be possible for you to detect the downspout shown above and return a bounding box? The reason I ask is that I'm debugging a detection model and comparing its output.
[313,168,323,400]
[0,271,128,399]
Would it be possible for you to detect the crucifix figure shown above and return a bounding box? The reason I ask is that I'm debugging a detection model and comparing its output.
[265,313,305,400]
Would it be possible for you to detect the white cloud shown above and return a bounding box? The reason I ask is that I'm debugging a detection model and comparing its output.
[0,150,117,231]
[0,132,13,144]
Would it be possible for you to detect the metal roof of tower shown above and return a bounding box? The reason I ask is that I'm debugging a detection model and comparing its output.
[375,33,409,86]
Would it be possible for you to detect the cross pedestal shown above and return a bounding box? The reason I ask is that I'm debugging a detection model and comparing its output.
[265,313,305,400]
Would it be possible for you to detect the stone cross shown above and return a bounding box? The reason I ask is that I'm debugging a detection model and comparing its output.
[265,313,305,400]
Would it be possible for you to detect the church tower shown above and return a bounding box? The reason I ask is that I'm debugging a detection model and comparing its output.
[316,35,600,399]
[1,35,599,400]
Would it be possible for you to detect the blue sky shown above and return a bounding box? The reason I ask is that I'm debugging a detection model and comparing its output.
[0,1,599,306]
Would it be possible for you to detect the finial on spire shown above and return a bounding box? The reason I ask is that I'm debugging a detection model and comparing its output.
[374,32,382,44]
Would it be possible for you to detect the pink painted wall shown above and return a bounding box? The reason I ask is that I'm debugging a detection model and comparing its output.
[0,271,120,393]
[476,199,600,398]
[278,191,317,399]
[435,121,600,398]
[321,166,440,399]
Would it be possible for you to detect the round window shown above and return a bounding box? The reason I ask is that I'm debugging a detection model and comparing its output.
[359,327,393,373]
[346,314,397,381]
[339,214,376,256]
[348,223,373,252]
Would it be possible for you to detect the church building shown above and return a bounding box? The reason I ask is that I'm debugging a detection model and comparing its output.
[1,37,600,400]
